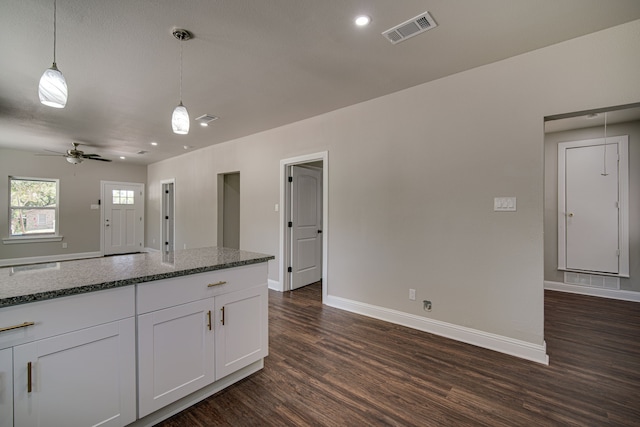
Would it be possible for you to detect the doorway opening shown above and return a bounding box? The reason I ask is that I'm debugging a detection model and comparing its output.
[161,179,175,252]
[217,172,240,249]
[544,102,639,297]
[279,152,328,302]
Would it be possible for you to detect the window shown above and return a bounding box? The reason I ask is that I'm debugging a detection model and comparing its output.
[9,177,59,237]
[112,189,134,205]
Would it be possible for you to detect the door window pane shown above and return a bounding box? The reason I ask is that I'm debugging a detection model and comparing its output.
[112,189,134,205]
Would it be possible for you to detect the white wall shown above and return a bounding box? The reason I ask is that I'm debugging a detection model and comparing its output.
[147,20,640,355]
[545,121,640,291]
[0,148,147,261]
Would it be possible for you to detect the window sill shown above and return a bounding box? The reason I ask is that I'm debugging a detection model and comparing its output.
[2,235,63,245]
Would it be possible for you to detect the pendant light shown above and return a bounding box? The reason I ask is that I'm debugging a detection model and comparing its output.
[171,29,191,134]
[39,0,68,108]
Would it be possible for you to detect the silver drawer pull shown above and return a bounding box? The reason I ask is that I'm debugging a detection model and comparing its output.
[0,321,35,333]
[207,281,227,288]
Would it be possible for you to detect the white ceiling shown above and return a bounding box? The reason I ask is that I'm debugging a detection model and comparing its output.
[2,0,640,165]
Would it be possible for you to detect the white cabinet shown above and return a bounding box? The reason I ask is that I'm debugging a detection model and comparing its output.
[0,286,136,427]
[136,263,269,420]
[13,318,136,427]
[215,285,268,380]
[137,298,215,417]
[0,347,12,427]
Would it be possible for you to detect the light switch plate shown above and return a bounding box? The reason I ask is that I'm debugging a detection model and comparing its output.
[494,197,516,211]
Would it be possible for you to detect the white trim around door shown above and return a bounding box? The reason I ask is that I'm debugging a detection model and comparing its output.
[279,151,328,304]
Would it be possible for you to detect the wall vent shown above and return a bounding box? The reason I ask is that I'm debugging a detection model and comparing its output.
[382,11,437,45]
[564,272,620,290]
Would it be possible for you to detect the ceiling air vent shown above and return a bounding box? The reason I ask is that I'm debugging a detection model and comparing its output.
[382,11,437,45]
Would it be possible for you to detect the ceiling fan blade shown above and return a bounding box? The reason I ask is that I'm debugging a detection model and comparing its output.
[87,157,112,162]
[43,149,66,155]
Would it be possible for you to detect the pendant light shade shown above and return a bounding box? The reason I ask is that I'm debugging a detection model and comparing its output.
[172,102,190,134]
[171,29,191,135]
[39,63,67,108]
[40,0,67,108]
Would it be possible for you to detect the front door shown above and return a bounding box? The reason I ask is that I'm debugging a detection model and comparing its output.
[290,165,322,290]
[103,182,144,255]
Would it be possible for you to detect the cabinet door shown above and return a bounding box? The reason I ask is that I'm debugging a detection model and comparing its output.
[0,347,12,427]
[215,285,268,380]
[13,318,136,427]
[138,298,214,417]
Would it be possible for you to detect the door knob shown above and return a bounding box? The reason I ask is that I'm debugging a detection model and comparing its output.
[568,213,574,217]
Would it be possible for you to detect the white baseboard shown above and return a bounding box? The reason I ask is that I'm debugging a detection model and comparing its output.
[268,279,282,291]
[545,280,640,302]
[0,251,102,267]
[325,295,549,365]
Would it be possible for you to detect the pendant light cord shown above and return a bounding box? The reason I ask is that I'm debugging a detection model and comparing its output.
[179,37,183,103]
[53,0,57,65]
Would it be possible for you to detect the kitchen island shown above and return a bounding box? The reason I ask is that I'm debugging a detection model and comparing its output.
[0,247,274,427]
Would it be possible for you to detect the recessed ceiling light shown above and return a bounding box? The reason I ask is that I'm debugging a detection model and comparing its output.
[150,142,158,146]
[183,145,191,150]
[355,15,371,26]
[120,156,126,160]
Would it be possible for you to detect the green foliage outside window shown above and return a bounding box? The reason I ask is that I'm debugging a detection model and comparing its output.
[10,177,58,236]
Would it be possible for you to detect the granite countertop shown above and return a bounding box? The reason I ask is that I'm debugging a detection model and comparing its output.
[0,247,274,308]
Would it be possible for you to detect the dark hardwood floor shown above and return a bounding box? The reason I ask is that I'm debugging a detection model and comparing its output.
[158,284,640,426]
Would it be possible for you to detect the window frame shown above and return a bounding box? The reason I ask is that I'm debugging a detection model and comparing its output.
[5,176,61,243]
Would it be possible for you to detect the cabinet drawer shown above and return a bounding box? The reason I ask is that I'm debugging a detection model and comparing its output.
[0,286,135,350]
[137,263,267,314]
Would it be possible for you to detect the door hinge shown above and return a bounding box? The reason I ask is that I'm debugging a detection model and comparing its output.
[287,267,292,273]
[288,176,293,183]
[288,221,293,228]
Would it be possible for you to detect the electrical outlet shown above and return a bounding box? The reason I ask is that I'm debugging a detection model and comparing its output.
[62,242,68,249]
[423,300,432,311]
[409,289,416,301]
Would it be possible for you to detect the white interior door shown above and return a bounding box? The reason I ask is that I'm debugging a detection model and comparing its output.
[103,182,144,256]
[290,165,322,290]
[558,136,629,276]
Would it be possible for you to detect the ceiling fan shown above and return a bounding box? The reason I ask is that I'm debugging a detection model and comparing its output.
[40,142,112,164]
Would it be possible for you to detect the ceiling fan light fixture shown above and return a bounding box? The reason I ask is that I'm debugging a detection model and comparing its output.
[40,0,67,108]
[66,156,83,164]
